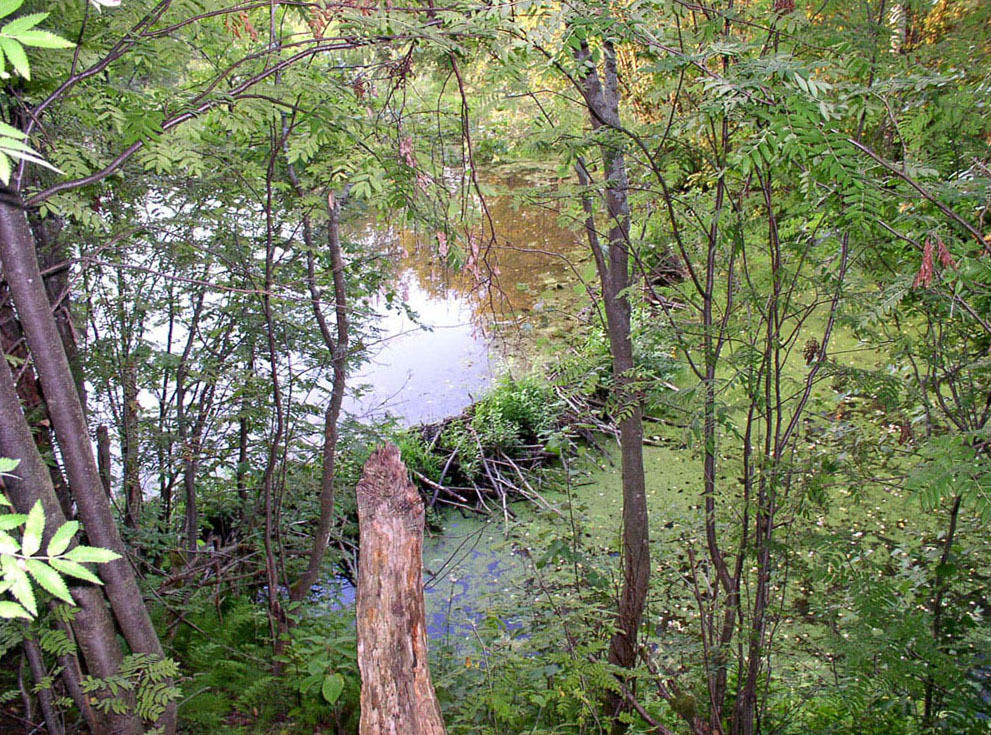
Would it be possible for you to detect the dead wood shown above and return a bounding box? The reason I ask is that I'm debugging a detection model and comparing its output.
[355,443,446,735]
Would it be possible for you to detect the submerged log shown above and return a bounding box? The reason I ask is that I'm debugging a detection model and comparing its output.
[356,443,446,735]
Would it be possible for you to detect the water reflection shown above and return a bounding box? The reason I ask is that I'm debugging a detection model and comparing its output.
[343,173,579,425]
[344,269,493,426]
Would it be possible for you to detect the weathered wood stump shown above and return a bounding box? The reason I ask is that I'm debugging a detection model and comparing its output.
[356,443,446,735]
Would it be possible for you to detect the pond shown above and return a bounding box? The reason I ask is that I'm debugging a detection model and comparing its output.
[323,513,527,648]
[328,170,581,644]
[342,172,581,425]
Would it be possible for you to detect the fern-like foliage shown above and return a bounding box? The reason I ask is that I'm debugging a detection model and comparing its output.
[81,653,180,724]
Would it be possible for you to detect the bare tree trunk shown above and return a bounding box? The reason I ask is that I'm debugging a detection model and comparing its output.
[174,292,205,555]
[23,636,64,735]
[260,139,288,660]
[122,362,141,529]
[574,36,650,727]
[0,188,174,735]
[0,291,74,517]
[236,354,252,524]
[355,443,446,735]
[97,424,114,499]
[923,492,963,729]
[30,210,86,411]
[290,190,349,603]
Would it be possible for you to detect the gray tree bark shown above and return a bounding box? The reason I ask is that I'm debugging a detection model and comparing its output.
[0,187,174,735]
[290,191,350,603]
[574,36,651,727]
[0,354,140,735]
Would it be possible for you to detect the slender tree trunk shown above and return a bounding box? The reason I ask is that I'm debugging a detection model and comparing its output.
[923,492,963,729]
[23,636,64,735]
[97,424,114,499]
[574,37,650,728]
[174,292,206,554]
[261,136,288,660]
[51,618,101,735]
[0,291,74,516]
[123,362,142,528]
[290,191,350,603]
[30,210,87,411]
[236,358,252,524]
[0,187,175,735]
[355,443,446,735]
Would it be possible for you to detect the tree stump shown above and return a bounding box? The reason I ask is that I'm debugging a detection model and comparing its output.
[356,443,446,735]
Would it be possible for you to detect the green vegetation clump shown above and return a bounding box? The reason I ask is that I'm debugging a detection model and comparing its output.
[470,376,558,449]
[427,376,562,484]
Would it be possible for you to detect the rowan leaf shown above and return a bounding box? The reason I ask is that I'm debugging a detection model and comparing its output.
[26,559,74,604]
[47,521,79,557]
[65,546,120,564]
[9,29,73,49]
[1,11,48,34]
[2,555,36,615]
[21,500,43,557]
[0,513,26,531]
[0,531,17,554]
[0,38,28,79]
[49,558,103,586]
[0,600,30,619]
[0,0,24,21]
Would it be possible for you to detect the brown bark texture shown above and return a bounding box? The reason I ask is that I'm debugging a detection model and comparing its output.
[290,191,349,603]
[355,443,446,735]
[122,362,141,528]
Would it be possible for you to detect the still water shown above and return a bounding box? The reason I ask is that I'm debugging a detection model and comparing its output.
[342,173,580,425]
[324,514,524,647]
[329,172,579,642]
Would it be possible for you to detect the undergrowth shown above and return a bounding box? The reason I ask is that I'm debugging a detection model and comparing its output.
[172,597,359,734]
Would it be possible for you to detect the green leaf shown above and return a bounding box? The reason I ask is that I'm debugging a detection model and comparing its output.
[65,546,120,564]
[2,555,36,615]
[0,0,23,21]
[0,457,20,473]
[0,530,17,554]
[21,499,43,557]
[26,559,73,604]
[0,38,28,79]
[47,521,78,557]
[9,30,72,49]
[0,600,30,619]
[0,513,26,530]
[49,558,103,585]
[1,11,47,34]
[0,138,36,157]
[0,144,61,173]
[321,673,344,705]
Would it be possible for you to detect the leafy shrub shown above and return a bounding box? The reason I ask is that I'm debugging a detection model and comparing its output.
[554,306,680,417]
[394,429,443,480]
[471,376,558,449]
[172,595,360,734]
[432,376,561,484]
